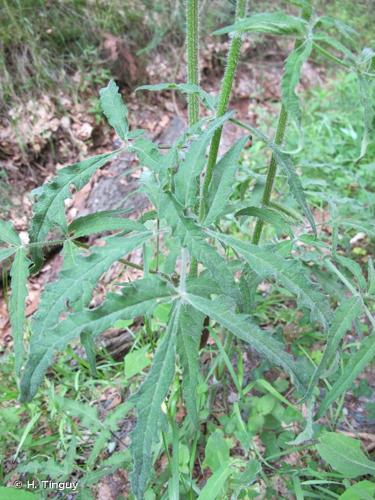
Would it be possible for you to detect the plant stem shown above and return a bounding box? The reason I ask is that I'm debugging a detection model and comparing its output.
[252,105,288,244]
[199,0,247,221]
[186,0,200,276]
[252,5,312,244]
[186,0,200,126]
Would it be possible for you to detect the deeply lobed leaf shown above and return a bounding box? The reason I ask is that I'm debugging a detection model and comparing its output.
[281,38,313,131]
[29,150,120,270]
[184,292,312,393]
[209,231,330,327]
[20,274,171,402]
[130,302,180,499]
[31,232,152,341]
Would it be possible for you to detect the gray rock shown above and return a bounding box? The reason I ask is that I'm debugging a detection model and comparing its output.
[157,116,186,146]
[85,151,147,215]
[83,116,187,216]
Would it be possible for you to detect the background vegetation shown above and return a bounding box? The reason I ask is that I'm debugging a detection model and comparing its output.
[0,1,374,499]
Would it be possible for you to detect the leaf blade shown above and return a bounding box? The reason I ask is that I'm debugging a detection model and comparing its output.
[242,124,316,234]
[174,112,233,208]
[177,304,204,428]
[20,276,172,402]
[304,296,362,402]
[99,79,129,140]
[204,136,248,225]
[214,12,308,37]
[316,432,375,478]
[208,231,330,327]
[130,302,180,498]
[9,247,30,377]
[281,38,313,130]
[317,331,375,419]
[29,150,119,270]
[185,293,311,392]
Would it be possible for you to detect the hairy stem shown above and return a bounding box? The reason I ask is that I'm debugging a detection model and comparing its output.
[252,5,312,244]
[186,0,200,275]
[186,0,200,126]
[199,0,247,221]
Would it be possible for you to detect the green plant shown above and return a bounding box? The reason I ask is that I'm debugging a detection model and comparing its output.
[1,0,375,498]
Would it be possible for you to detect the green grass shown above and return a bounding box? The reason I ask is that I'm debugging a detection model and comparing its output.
[1,0,373,109]
[0,0,234,108]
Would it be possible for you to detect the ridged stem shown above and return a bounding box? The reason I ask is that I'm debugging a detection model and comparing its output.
[252,5,313,244]
[198,0,247,221]
[186,0,200,126]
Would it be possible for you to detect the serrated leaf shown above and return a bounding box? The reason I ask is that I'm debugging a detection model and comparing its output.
[316,432,375,478]
[209,231,329,327]
[0,219,21,246]
[240,124,316,235]
[161,193,239,301]
[131,137,166,172]
[29,150,119,270]
[174,112,233,208]
[335,255,367,290]
[68,210,144,238]
[185,293,311,392]
[281,38,313,130]
[304,296,362,401]
[214,12,308,37]
[312,33,354,60]
[20,275,172,402]
[130,303,180,499]
[204,136,248,225]
[316,331,375,419]
[99,80,128,140]
[137,82,216,111]
[236,206,293,237]
[177,305,204,428]
[315,16,358,45]
[9,247,30,377]
[239,265,262,314]
[31,232,151,343]
[55,396,100,429]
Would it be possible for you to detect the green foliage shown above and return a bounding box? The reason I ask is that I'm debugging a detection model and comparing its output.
[29,150,120,270]
[304,296,362,402]
[214,12,308,37]
[281,38,313,131]
[99,80,129,140]
[130,303,180,498]
[9,247,30,378]
[2,1,375,498]
[174,112,232,208]
[316,432,375,478]
[176,305,204,428]
[185,292,311,392]
[204,136,248,225]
